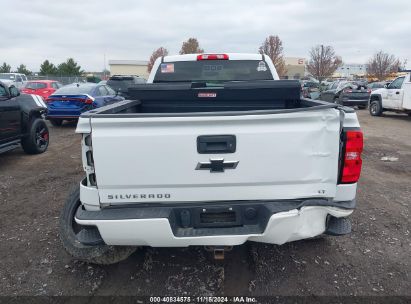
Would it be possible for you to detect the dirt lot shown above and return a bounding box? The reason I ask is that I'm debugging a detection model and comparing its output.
[0,110,410,298]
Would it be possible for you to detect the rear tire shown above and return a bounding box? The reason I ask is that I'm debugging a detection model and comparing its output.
[21,118,49,154]
[49,119,63,126]
[59,184,137,265]
[369,100,383,116]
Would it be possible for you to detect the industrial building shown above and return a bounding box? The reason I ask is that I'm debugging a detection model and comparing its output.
[108,60,149,78]
[284,57,306,79]
[333,64,366,79]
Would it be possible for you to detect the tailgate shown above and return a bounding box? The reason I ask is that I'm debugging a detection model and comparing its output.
[90,109,341,204]
[344,90,370,100]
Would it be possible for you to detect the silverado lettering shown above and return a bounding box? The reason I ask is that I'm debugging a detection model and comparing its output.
[107,194,171,200]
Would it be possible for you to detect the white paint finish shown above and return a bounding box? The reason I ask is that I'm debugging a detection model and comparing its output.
[80,182,358,207]
[30,94,47,108]
[75,117,91,133]
[80,181,100,211]
[342,112,361,128]
[164,53,263,62]
[403,82,411,110]
[334,183,357,202]
[372,73,411,111]
[90,108,342,204]
[75,206,353,246]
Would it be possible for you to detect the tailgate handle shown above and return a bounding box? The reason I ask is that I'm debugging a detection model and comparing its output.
[197,135,236,154]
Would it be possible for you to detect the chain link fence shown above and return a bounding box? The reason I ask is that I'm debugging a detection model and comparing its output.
[27,75,87,85]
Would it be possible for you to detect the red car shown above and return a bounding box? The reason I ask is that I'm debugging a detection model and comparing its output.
[21,80,63,99]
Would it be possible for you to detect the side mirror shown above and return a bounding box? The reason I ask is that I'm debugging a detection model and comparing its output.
[384,84,388,88]
[9,86,20,97]
[116,88,122,96]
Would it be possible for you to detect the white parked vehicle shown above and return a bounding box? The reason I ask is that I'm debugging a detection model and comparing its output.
[0,73,28,89]
[369,73,411,116]
[59,54,363,264]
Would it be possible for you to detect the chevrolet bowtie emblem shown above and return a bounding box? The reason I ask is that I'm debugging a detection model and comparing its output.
[195,158,239,173]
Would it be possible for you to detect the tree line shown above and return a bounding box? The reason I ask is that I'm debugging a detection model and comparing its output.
[149,37,407,81]
[0,58,84,76]
[1,37,406,81]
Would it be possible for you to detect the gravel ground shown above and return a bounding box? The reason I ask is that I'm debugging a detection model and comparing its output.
[0,110,410,298]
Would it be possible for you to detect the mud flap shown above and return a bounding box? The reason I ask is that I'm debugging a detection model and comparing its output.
[76,226,104,245]
[325,216,352,236]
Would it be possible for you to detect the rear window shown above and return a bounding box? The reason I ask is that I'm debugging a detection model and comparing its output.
[153,60,273,83]
[107,77,145,91]
[110,76,134,81]
[369,82,384,89]
[0,74,15,80]
[331,82,339,89]
[107,79,135,91]
[53,84,95,95]
[24,82,47,89]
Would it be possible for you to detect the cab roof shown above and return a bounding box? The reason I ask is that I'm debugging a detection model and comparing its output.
[163,53,265,62]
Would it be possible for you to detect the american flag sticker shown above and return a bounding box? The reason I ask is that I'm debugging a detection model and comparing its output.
[161,63,174,73]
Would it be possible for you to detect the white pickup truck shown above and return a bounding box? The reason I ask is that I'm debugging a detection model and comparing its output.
[59,53,363,264]
[369,73,411,116]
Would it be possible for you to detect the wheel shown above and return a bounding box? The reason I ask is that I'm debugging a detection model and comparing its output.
[49,119,63,126]
[369,100,383,116]
[21,118,49,154]
[59,184,137,265]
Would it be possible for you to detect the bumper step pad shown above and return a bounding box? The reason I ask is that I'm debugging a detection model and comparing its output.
[76,227,104,245]
[325,216,352,236]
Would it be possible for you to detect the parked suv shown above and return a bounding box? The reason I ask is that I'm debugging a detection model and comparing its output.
[0,81,49,155]
[0,73,28,89]
[106,75,146,98]
[320,81,371,109]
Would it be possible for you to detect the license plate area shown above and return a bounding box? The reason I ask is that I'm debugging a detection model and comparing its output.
[193,207,241,228]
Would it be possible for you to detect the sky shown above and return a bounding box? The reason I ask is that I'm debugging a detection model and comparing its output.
[1,0,410,72]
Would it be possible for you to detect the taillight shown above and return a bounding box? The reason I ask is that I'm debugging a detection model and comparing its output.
[84,98,94,104]
[367,89,371,93]
[45,98,52,103]
[343,89,352,93]
[340,130,363,184]
[197,54,229,60]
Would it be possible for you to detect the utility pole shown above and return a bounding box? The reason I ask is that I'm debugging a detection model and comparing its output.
[103,53,106,80]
